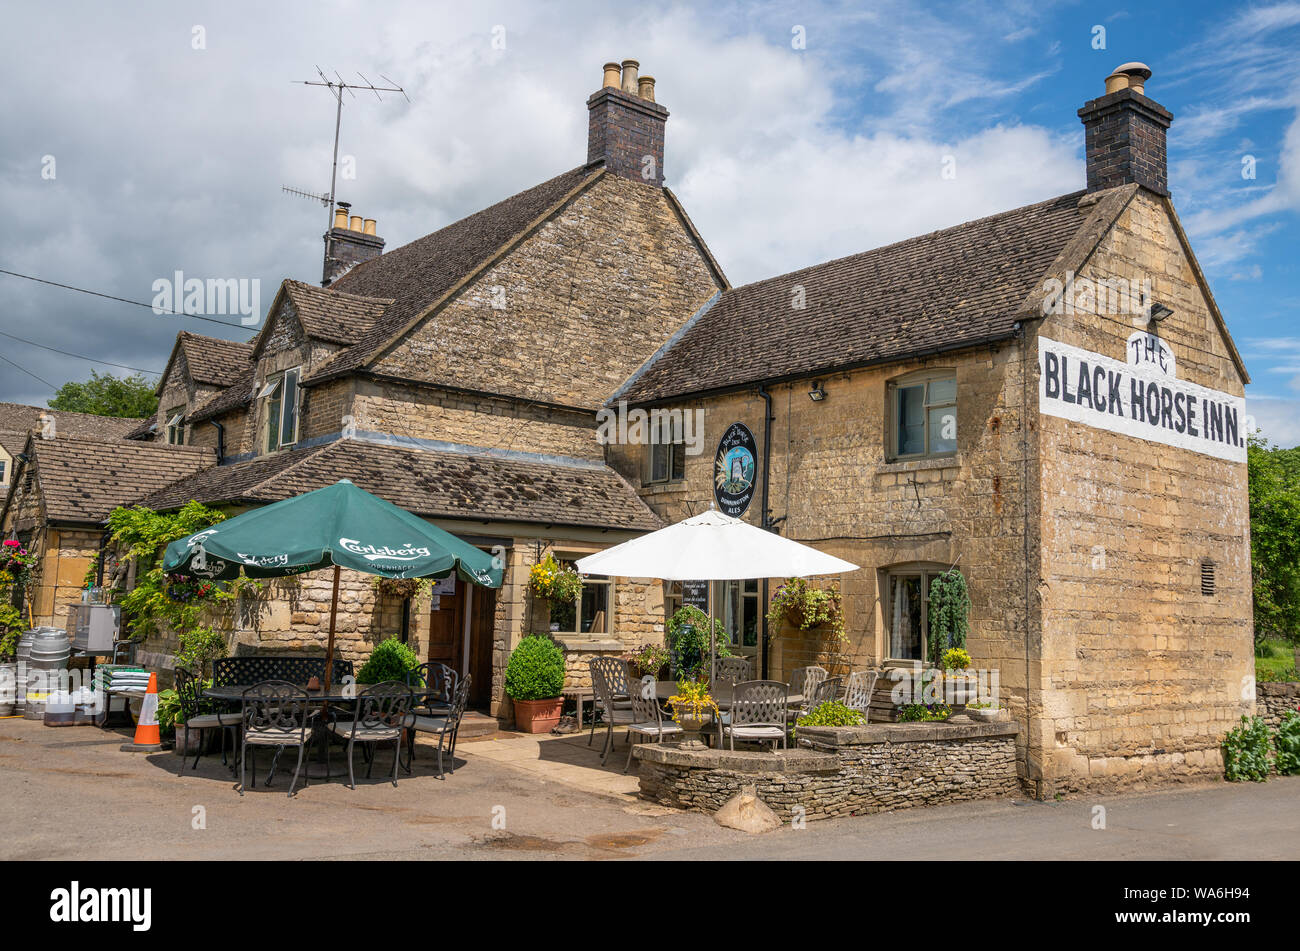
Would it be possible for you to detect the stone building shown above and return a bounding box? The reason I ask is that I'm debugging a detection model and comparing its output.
[3,60,1254,795]
[608,62,1252,795]
[0,434,214,627]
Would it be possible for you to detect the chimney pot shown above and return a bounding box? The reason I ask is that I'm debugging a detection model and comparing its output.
[1079,61,1171,195]
[333,206,349,230]
[620,59,640,95]
[588,58,668,187]
[349,215,363,232]
[363,218,377,236]
[1105,61,1152,96]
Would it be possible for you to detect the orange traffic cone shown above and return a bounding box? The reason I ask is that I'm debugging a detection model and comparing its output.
[120,672,163,752]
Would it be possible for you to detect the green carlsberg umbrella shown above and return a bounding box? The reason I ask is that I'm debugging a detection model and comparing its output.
[163,479,502,687]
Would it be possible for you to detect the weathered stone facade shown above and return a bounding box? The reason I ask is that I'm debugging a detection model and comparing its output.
[636,720,1021,819]
[610,187,1251,796]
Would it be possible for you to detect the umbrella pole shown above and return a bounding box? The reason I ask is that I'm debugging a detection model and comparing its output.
[709,584,716,687]
[324,564,340,691]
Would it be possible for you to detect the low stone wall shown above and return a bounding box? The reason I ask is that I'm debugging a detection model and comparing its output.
[636,719,1020,820]
[1258,682,1299,730]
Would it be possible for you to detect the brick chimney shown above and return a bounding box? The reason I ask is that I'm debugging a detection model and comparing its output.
[586,59,668,187]
[1078,62,1174,196]
[322,201,384,286]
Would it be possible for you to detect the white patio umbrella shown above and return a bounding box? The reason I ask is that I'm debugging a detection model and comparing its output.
[575,510,858,684]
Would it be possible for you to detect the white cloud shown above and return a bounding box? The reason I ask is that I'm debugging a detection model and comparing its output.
[1247,394,1300,447]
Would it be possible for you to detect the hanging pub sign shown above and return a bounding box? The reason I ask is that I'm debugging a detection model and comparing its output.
[713,422,757,517]
[681,580,709,610]
[1039,335,1246,463]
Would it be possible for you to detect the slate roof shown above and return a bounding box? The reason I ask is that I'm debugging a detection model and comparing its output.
[186,369,256,423]
[169,332,255,389]
[141,437,661,531]
[306,165,601,383]
[619,189,1098,403]
[5,436,215,525]
[276,280,393,347]
[0,403,141,458]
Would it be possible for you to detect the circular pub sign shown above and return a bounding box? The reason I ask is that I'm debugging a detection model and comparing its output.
[713,422,757,517]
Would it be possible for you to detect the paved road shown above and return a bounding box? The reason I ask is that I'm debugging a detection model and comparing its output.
[1,718,1296,860]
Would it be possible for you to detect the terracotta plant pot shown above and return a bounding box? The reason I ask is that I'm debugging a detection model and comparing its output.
[513,697,564,734]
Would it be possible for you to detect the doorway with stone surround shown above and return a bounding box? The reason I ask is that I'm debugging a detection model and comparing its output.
[427,578,496,710]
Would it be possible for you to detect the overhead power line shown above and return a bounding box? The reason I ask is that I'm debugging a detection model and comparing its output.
[0,328,161,375]
[0,267,260,333]
[0,350,55,390]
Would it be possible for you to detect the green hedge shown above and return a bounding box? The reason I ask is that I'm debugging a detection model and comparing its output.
[356,637,419,685]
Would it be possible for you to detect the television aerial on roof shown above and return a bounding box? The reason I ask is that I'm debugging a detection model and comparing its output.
[281,67,410,228]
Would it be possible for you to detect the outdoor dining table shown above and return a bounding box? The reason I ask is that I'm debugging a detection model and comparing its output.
[650,681,803,710]
[203,682,439,781]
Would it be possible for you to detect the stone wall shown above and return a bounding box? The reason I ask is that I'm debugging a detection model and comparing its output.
[606,342,1034,733]
[370,173,722,410]
[350,380,601,461]
[1257,682,1299,730]
[1030,190,1253,793]
[636,720,1021,819]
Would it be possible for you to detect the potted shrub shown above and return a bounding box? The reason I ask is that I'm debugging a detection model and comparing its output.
[505,635,566,733]
[356,636,420,684]
[938,646,978,705]
[625,643,670,680]
[667,679,720,746]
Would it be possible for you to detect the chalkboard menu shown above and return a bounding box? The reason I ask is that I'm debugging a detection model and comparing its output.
[681,580,709,610]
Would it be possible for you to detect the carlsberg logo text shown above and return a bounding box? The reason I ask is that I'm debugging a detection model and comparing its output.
[339,538,431,561]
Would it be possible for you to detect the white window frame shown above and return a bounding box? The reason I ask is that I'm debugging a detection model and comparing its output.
[165,408,186,446]
[261,367,301,453]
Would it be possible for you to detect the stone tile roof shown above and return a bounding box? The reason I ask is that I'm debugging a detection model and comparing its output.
[186,369,256,423]
[9,436,215,525]
[280,280,392,346]
[619,189,1097,403]
[0,403,141,458]
[172,332,255,388]
[306,165,601,383]
[141,437,661,531]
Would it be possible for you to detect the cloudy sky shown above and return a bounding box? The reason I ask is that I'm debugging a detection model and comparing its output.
[2,1,1298,444]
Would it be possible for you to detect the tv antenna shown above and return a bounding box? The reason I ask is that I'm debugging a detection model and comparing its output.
[283,67,410,228]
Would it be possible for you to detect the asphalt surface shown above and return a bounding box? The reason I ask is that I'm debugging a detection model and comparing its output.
[1,718,1296,860]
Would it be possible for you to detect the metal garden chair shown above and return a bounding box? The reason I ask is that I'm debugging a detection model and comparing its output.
[407,662,457,717]
[712,656,752,688]
[589,657,636,765]
[718,680,789,751]
[844,670,879,719]
[173,667,240,776]
[404,674,470,779]
[807,675,843,710]
[238,680,312,797]
[624,675,681,772]
[326,680,414,789]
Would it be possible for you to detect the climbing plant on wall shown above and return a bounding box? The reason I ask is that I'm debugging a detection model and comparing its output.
[105,502,243,672]
[926,568,970,666]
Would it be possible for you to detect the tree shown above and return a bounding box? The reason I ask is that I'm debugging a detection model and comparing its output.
[1247,434,1300,646]
[48,370,158,418]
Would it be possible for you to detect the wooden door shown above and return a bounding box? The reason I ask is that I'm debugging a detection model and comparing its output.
[427,581,464,672]
[468,585,496,709]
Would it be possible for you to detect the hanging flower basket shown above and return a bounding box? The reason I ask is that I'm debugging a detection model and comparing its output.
[529,553,583,603]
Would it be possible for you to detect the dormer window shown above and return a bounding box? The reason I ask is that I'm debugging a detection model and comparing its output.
[165,408,186,445]
[262,367,301,453]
